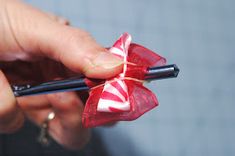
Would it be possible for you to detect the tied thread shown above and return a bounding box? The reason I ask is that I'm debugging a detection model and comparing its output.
[90,61,146,90]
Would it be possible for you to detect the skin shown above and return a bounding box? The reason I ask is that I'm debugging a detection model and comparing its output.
[0,0,122,150]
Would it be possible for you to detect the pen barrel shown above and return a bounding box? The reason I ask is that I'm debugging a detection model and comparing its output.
[145,64,179,80]
[12,78,89,97]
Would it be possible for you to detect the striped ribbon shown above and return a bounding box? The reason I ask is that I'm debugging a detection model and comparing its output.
[97,33,132,113]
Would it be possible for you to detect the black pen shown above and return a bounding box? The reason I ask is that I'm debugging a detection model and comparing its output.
[12,64,179,97]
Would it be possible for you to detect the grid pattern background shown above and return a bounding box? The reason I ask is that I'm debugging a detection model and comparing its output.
[3,0,235,155]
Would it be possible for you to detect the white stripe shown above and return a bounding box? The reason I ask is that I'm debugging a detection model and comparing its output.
[97,99,130,112]
[121,38,129,74]
[103,83,126,102]
[109,47,125,57]
[125,35,132,50]
[115,78,128,92]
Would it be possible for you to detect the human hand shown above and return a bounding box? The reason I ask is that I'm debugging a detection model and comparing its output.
[0,0,122,149]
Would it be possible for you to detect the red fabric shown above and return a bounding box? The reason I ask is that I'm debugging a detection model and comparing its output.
[82,35,166,128]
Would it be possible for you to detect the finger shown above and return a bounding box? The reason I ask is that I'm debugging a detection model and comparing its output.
[47,92,90,149]
[0,70,24,133]
[17,95,52,125]
[6,1,122,78]
[24,108,52,126]
[17,95,51,111]
[47,92,83,126]
[46,13,70,25]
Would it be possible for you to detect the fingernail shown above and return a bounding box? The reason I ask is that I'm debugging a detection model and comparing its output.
[92,52,123,69]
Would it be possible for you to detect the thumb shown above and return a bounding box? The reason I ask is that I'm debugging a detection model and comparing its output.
[6,1,122,78]
[39,27,123,78]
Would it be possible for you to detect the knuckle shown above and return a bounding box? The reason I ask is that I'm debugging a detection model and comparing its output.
[65,29,97,50]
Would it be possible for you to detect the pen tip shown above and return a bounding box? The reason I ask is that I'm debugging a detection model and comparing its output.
[173,64,180,77]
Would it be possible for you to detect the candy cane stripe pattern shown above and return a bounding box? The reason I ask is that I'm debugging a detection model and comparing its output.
[97,33,132,113]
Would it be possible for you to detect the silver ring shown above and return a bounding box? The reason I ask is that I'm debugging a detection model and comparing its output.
[47,112,55,121]
[38,112,55,146]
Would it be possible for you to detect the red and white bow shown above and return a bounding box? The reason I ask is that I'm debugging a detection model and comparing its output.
[82,33,166,128]
[97,34,131,113]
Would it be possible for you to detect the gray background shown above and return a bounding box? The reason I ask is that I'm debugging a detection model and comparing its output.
[24,0,235,156]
